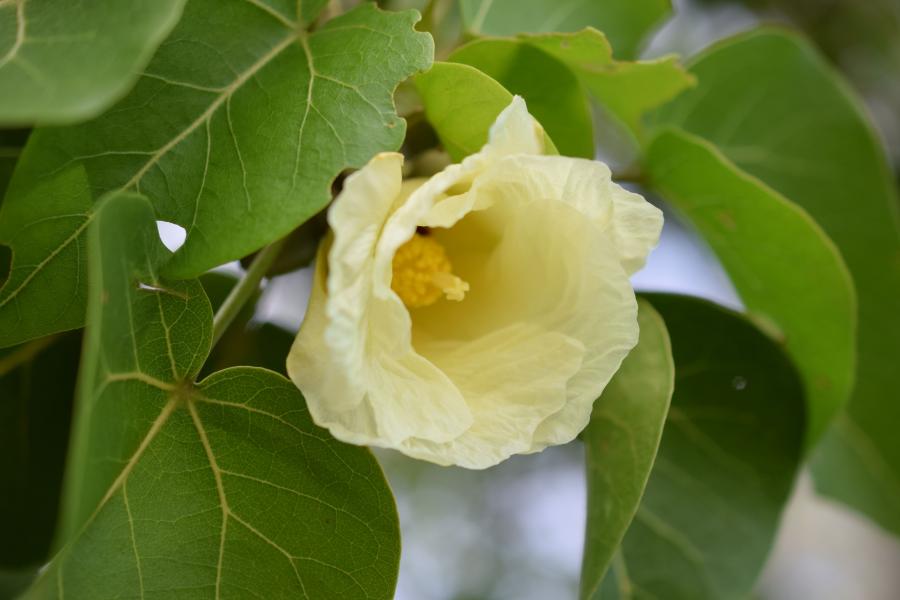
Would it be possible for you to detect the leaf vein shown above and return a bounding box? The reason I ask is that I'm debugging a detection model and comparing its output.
[122,34,295,191]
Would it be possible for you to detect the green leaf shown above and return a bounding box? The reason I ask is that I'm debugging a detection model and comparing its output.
[0,1,432,347]
[449,38,594,157]
[0,332,80,568]
[600,293,805,600]
[645,129,855,446]
[0,0,186,125]
[27,191,400,599]
[650,29,900,533]
[458,0,671,59]
[0,165,92,347]
[523,30,692,138]
[414,61,557,161]
[580,299,674,600]
[450,29,693,142]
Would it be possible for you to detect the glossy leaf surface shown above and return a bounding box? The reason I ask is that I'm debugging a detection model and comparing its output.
[598,293,805,600]
[645,129,855,445]
[580,300,673,599]
[652,29,900,532]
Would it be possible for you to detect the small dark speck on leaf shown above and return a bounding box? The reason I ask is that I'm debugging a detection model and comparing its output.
[716,210,737,231]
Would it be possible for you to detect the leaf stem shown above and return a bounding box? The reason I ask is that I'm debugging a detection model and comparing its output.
[210,237,288,348]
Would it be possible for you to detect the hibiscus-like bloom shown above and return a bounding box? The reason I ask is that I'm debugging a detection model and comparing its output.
[287,97,662,468]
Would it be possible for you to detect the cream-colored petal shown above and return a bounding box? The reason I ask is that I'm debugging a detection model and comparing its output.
[323,152,404,399]
[478,154,663,274]
[288,242,366,412]
[407,174,639,465]
[391,95,546,235]
[402,323,585,468]
[290,153,405,413]
[290,152,473,447]
[481,95,545,159]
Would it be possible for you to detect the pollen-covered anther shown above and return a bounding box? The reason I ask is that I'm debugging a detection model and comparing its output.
[391,233,469,308]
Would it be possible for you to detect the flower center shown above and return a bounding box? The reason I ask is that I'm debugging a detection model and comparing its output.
[391,232,469,308]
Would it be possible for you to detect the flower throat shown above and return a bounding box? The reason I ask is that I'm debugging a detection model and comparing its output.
[391,231,469,308]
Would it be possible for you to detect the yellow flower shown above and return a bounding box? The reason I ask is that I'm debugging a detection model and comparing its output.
[287,97,663,468]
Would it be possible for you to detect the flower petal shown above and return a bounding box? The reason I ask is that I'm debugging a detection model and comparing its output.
[410,169,641,464]
[482,95,546,158]
[289,152,405,414]
[402,323,585,468]
[489,154,663,274]
[289,152,474,447]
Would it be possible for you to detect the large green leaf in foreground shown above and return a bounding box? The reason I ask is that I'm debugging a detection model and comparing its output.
[0,0,432,347]
[415,61,557,161]
[459,0,670,59]
[580,300,673,600]
[645,129,854,446]
[652,30,900,533]
[598,294,805,600]
[0,332,80,569]
[0,0,185,124]
[26,192,400,599]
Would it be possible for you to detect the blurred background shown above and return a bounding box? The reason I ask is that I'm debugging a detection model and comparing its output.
[215,0,900,597]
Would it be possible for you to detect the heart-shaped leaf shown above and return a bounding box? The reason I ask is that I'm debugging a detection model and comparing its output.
[25,191,401,599]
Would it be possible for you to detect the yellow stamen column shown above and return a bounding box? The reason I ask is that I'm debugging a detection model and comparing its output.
[391,233,469,308]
